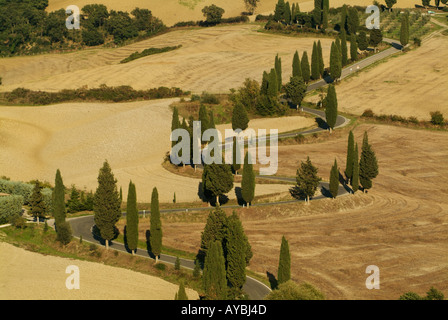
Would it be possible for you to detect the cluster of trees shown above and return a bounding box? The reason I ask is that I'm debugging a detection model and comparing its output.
[291,129,378,202]
[0,1,166,56]
[198,206,253,299]
[399,287,445,300]
[271,0,330,29]
[422,0,448,8]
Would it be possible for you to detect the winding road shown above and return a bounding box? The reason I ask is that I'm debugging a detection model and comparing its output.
[68,35,405,300]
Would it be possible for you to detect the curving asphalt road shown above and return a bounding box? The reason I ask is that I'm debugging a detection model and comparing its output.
[68,36,405,300]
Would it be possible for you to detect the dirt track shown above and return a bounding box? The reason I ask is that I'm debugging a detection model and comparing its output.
[0,241,198,300]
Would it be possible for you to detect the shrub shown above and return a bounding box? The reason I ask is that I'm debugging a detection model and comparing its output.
[408,116,419,124]
[201,92,220,104]
[362,109,375,118]
[155,263,166,271]
[265,280,325,300]
[399,292,424,300]
[173,21,198,27]
[430,111,444,126]
[426,287,445,300]
[0,195,24,224]
[413,37,422,47]
[120,45,182,64]
[190,94,201,102]
[10,214,27,229]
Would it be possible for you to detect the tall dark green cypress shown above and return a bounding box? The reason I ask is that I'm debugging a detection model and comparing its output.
[277,236,291,285]
[267,68,279,97]
[313,0,322,28]
[292,50,302,78]
[275,54,282,91]
[301,51,310,83]
[209,110,216,130]
[150,187,162,262]
[284,2,292,24]
[345,131,355,183]
[30,181,46,224]
[400,13,409,48]
[241,152,255,208]
[175,282,189,300]
[324,84,338,132]
[199,206,228,263]
[322,0,329,29]
[274,0,286,22]
[232,136,242,175]
[340,30,348,66]
[260,71,269,95]
[352,143,360,193]
[94,161,121,250]
[317,40,324,77]
[340,4,348,33]
[225,212,247,294]
[329,159,339,199]
[311,41,320,80]
[350,33,358,62]
[291,156,321,204]
[347,7,359,35]
[330,41,342,81]
[126,181,138,255]
[232,102,249,131]
[359,132,379,192]
[203,240,227,300]
[53,169,66,227]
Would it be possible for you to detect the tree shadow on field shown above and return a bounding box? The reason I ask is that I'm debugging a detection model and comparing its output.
[123,226,134,254]
[321,186,332,198]
[145,230,156,259]
[267,271,278,290]
[235,187,245,206]
[197,182,230,207]
[92,224,119,247]
[315,117,329,131]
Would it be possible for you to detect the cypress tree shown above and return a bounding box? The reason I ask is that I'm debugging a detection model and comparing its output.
[225,211,247,294]
[352,143,360,193]
[400,13,409,48]
[150,187,162,263]
[67,185,81,213]
[199,206,228,263]
[232,102,249,131]
[329,159,339,199]
[193,259,201,278]
[330,41,342,81]
[119,186,123,204]
[322,0,329,29]
[53,169,66,227]
[202,163,234,206]
[203,240,227,300]
[175,282,189,300]
[30,181,46,224]
[292,50,302,78]
[209,111,216,130]
[313,0,322,28]
[260,71,269,95]
[340,30,348,66]
[301,51,310,83]
[311,42,320,80]
[231,136,242,175]
[94,160,121,250]
[175,256,181,270]
[284,2,292,24]
[274,0,286,22]
[324,84,338,132]
[359,132,379,192]
[241,152,255,208]
[277,236,291,285]
[267,68,279,97]
[275,54,282,91]
[345,131,355,183]
[350,33,358,62]
[340,4,348,33]
[291,156,321,204]
[347,7,359,35]
[199,104,209,137]
[126,181,138,255]
[284,76,307,109]
[358,31,369,51]
[291,3,296,23]
[317,40,324,77]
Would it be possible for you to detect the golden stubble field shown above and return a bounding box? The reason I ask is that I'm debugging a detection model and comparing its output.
[158,123,448,300]
[0,242,198,300]
[0,24,334,94]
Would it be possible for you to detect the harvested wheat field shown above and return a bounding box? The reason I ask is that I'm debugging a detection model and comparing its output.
[309,34,448,121]
[159,123,448,300]
[0,98,302,203]
[0,24,334,94]
[0,242,198,300]
[47,0,424,27]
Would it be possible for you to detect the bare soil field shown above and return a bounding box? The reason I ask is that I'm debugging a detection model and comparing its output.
[157,123,448,299]
[306,35,448,121]
[0,24,334,94]
[0,98,304,203]
[0,241,198,300]
[47,1,425,27]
